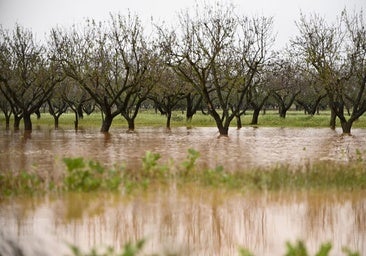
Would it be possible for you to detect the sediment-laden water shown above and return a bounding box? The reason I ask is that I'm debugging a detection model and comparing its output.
[0,127,365,255]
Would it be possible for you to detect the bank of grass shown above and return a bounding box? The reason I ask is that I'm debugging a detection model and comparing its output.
[1,149,366,197]
[3,109,366,130]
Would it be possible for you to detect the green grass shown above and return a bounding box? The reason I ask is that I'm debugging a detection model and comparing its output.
[67,239,360,256]
[2,109,366,130]
[1,149,366,197]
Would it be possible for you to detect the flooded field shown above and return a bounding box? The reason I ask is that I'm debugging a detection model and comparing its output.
[1,126,366,255]
[1,126,366,174]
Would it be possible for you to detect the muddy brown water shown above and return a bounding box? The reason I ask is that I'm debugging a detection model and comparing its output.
[0,126,366,255]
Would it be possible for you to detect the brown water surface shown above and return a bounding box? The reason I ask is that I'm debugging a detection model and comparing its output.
[1,127,366,255]
[1,126,366,174]
[0,187,365,255]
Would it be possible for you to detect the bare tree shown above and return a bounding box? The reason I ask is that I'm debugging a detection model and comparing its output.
[269,58,302,118]
[52,13,155,132]
[149,67,187,129]
[158,2,274,136]
[0,25,63,131]
[292,10,366,134]
[110,14,158,131]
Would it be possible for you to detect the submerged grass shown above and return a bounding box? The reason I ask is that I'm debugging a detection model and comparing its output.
[3,109,366,129]
[66,239,360,256]
[1,149,366,197]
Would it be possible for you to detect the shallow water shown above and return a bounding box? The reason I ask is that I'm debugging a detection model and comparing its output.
[0,187,365,255]
[1,126,366,255]
[1,126,366,175]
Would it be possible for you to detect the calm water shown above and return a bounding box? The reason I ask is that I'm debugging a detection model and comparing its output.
[0,126,366,255]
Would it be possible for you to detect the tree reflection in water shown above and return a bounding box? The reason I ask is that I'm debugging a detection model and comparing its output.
[0,187,365,255]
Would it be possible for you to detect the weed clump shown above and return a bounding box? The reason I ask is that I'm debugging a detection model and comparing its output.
[1,148,366,196]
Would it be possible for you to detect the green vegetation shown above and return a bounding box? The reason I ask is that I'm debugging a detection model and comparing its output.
[67,239,359,256]
[63,157,123,192]
[2,109,366,130]
[69,239,145,256]
[0,170,45,196]
[1,149,366,197]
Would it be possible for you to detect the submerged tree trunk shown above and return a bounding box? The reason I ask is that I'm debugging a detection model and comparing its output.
[74,112,79,131]
[4,113,11,130]
[236,115,242,129]
[340,120,352,134]
[23,112,32,131]
[54,116,60,129]
[14,115,22,130]
[101,114,113,133]
[127,118,135,132]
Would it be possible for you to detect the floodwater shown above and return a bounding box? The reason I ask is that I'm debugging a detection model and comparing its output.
[0,126,366,255]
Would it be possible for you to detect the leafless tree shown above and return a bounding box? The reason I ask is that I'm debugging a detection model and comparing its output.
[0,25,63,131]
[158,2,274,136]
[292,10,366,134]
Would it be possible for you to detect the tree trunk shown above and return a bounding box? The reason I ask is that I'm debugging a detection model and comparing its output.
[217,125,229,136]
[54,116,59,130]
[127,118,135,131]
[77,104,84,119]
[340,120,352,134]
[5,115,10,130]
[236,115,242,129]
[14,115,22,130]
[100,115,113,133]
[210,110,229,136]
[329,108,336,130]
[23,112,32,131]
[279,107,287,118]
[166,112,172,130]
[251,108,261,125]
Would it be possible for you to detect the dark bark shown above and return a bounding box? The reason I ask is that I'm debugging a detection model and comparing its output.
[166,111,172,130]
[5,116,10,130]
[127,118,135,131]
[236,115,242,129]
[340,120,352,134]
[34,109,41,119]
[296,94,326,116]
[251,108,261,125]
[74,112,79,131]
[185,93,202,124]
[77,104,84,119]
[100,112,114,133]
[14,115,22,130]
[54,116,59,129]
[23,112,32,131]
[329,108,336,130]
[279,107,287,118]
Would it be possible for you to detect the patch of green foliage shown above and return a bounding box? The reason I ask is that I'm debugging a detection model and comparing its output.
[69,239,145,256]
[68,239,360,256]
[0,170,45,196]
[63,157,123,192]
[1,148,366,197]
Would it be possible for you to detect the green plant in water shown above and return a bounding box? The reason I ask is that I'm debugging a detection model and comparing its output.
[68,239,359,256]
[238,240,359,256]
[181,148,200,176]
[69,239,145,256]
[63,157,123,192]
[141,151,167,178]
[284,240,331,256]
[0,171,44,196]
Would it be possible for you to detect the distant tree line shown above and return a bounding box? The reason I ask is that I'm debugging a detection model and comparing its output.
[0,2,365,135]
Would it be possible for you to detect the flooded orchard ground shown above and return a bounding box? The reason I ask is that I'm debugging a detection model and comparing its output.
[0,126,366,255]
